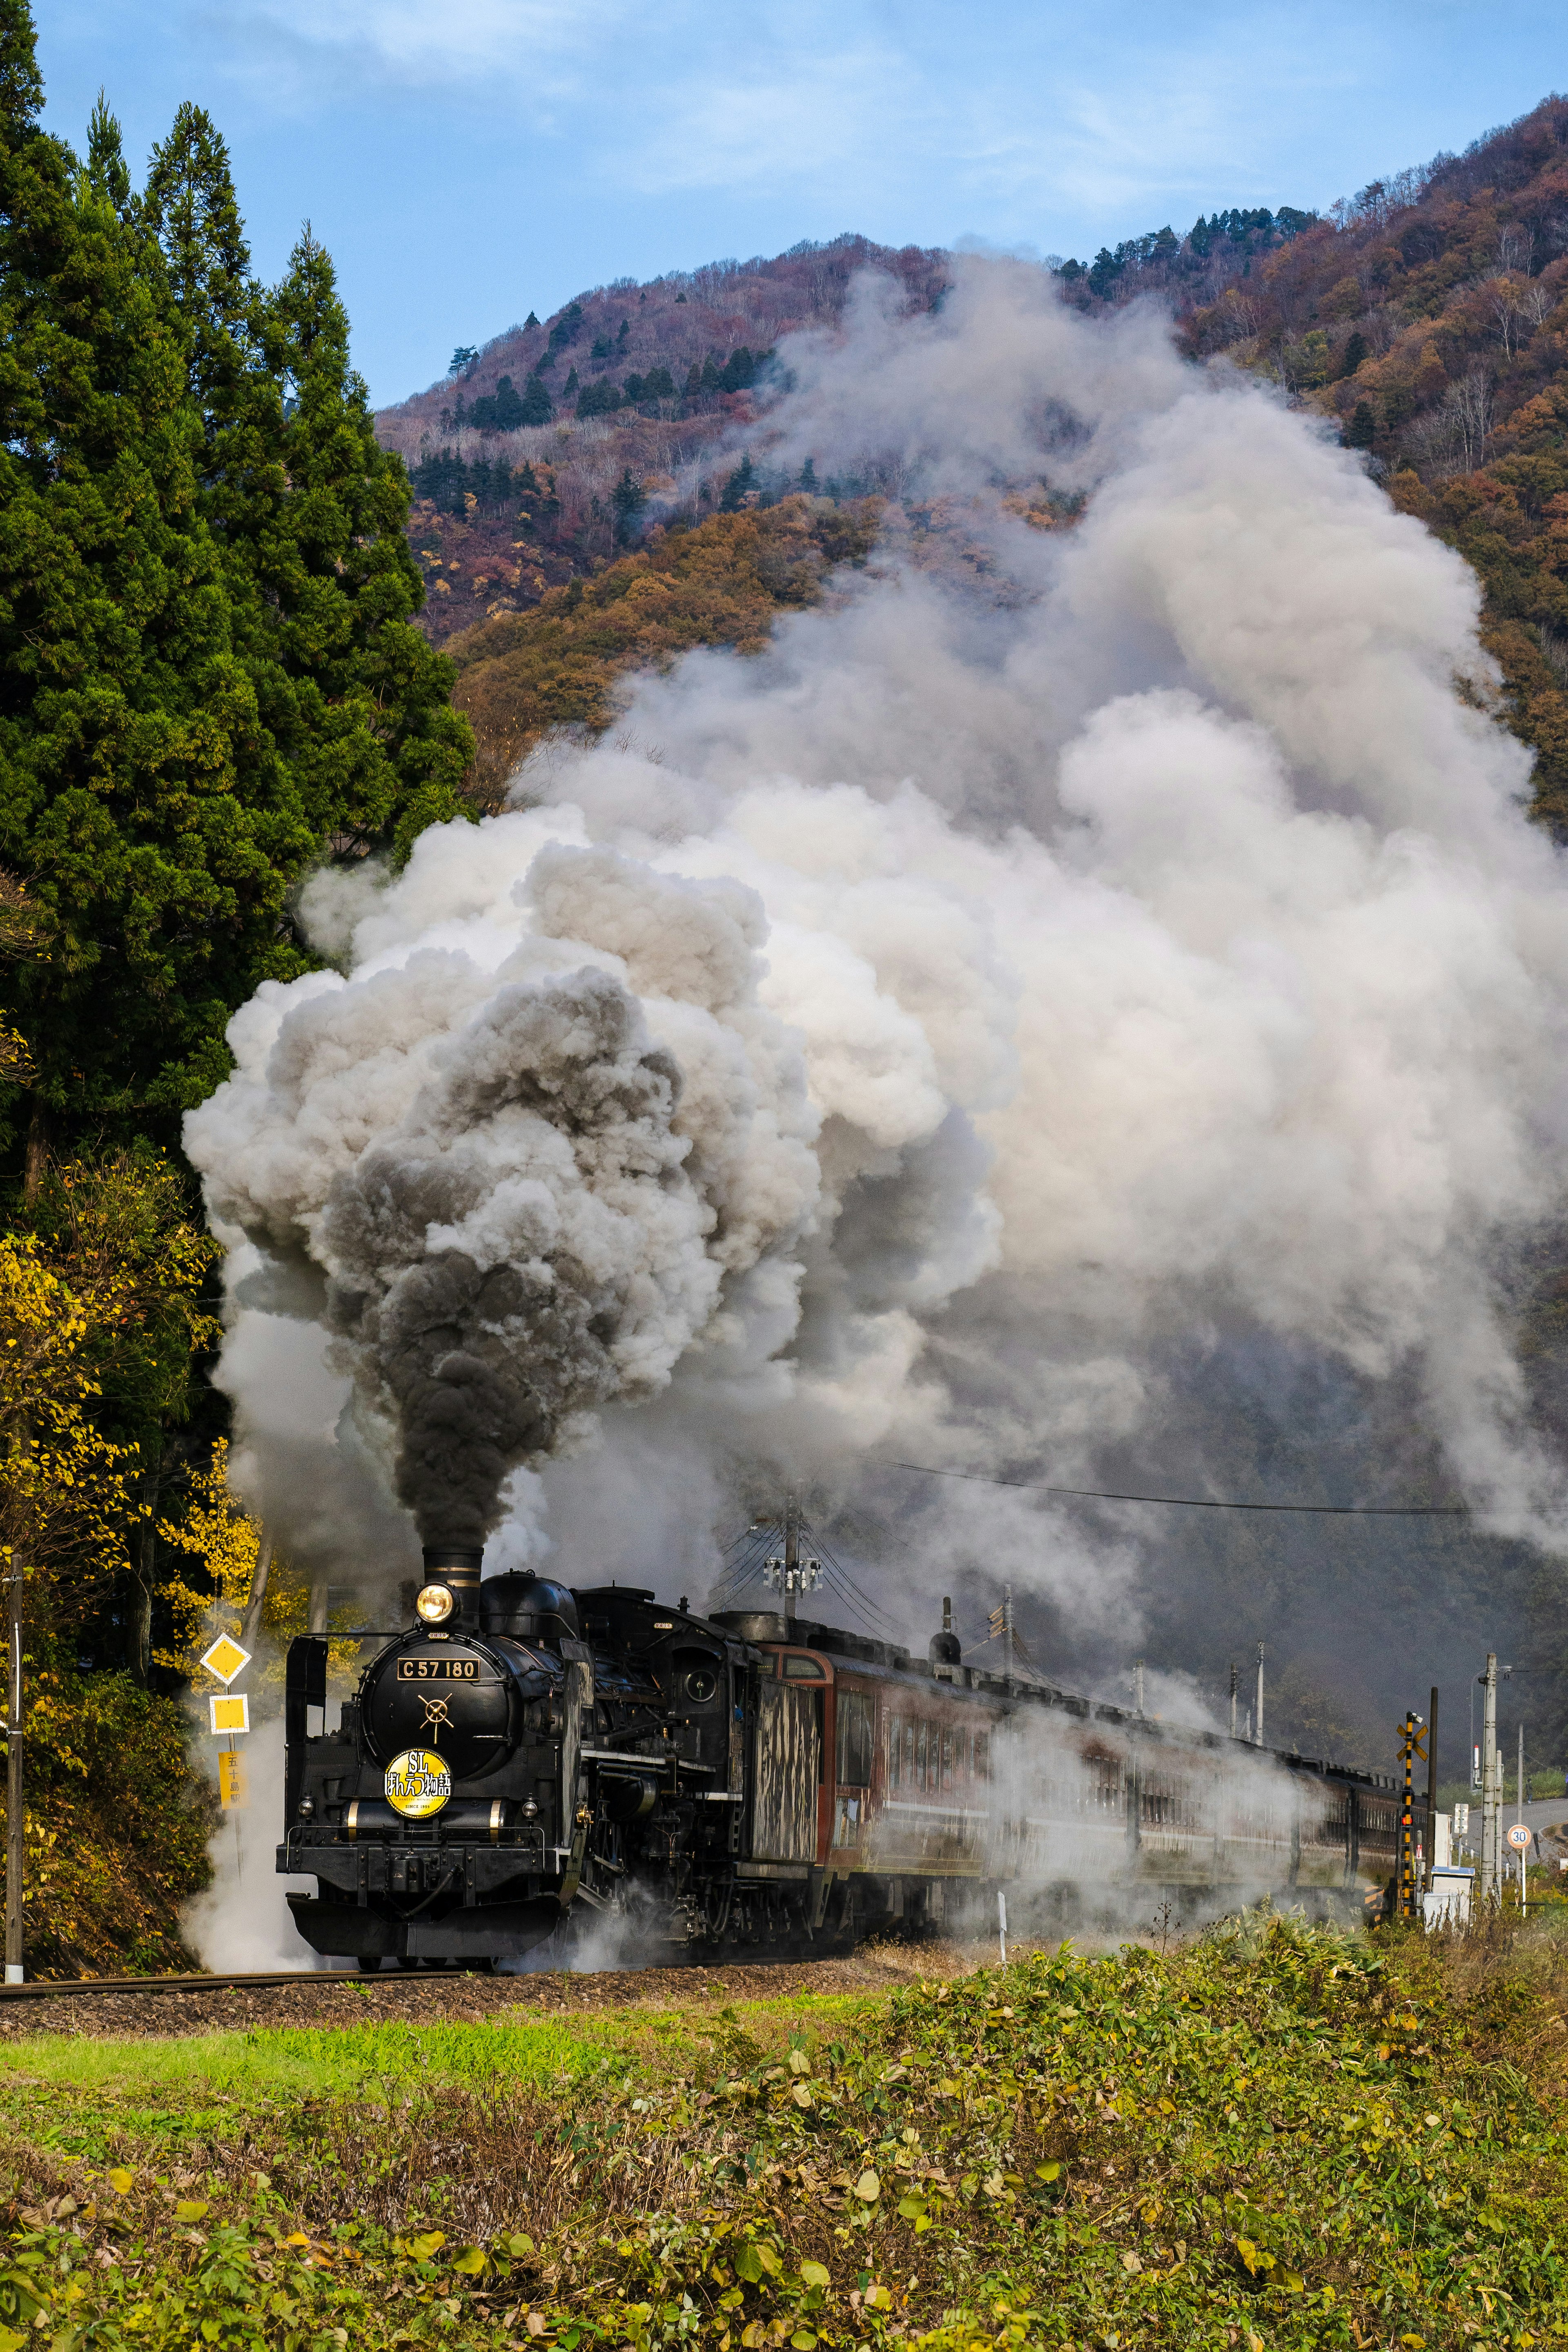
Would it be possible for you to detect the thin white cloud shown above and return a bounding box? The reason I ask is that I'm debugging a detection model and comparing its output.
[209,0,630,103]
[614,42,932,196]
[163,0,1559,281]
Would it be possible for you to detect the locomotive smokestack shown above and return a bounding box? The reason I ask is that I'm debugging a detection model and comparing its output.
[422,1543,483,1609]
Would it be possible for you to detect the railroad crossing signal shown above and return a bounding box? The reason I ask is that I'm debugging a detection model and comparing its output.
[1396,1712,1428,1921]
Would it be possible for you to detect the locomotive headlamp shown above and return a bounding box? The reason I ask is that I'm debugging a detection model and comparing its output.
[415,1583,455,1625]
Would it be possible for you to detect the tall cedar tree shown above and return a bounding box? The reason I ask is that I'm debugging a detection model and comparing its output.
[146,115,470,860]
[0,30,471,1166]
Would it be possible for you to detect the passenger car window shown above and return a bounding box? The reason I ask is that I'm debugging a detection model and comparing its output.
[835,1688,874,1786]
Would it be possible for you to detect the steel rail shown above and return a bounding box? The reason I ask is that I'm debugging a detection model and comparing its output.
[0,1968,372,2002]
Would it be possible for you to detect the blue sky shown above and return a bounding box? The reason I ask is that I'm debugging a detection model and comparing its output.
[35,0,1568,406]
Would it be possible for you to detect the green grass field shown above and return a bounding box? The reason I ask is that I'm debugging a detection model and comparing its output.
[0,1915,1564,2351]
[0,1992,878,2165]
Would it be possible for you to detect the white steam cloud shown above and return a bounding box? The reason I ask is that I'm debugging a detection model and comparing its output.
[186,254,1568,1643]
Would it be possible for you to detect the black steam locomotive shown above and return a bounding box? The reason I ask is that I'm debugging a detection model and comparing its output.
[278,1544,1402,1967]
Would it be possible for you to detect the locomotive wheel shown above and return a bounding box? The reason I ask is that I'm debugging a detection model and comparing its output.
[355,1956,382,1973]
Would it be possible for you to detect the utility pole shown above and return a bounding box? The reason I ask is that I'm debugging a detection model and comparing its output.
[783,1494,798,1633]
[1480,1653,1499,1902]
[1229,1660,1238,1739]
[1254,1641,1265,1746]
[1518,1722,1527,1915]
[1134,1658,1145,1716]
[5,1554,22,1982]
[1426,1686,1439,1890]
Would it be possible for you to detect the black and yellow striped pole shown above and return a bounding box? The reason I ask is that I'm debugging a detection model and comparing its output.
[1397,1712,1429,1921]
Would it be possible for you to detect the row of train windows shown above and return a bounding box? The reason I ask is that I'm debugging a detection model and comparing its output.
[830,1689,992,1793]
[886,1712,989,1795]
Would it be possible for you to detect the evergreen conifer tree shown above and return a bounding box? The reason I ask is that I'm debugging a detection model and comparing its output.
[0,11,471,1162]
[718,452,755,511]
[610,466,646,544]
[519,372,552,425]
[0,18,270,1154]
[1343,399,1377,449]
[145,126,472,894]
[258,225,470,860]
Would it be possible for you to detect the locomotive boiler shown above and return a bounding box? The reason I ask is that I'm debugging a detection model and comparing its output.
[278,1545,1402,1968]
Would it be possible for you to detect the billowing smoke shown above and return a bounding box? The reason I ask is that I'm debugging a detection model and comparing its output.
[190,844,820,1549]
[186,255,1568,1702]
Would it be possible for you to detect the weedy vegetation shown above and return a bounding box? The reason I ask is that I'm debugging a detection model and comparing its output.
[0,1911,1564,2350]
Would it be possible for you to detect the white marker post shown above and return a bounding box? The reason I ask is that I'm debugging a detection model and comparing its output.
[998,1888,1008,1966]
[1507,1820,1532,1918]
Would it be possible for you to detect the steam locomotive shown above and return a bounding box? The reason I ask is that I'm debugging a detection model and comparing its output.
[277,1544,1402,1967]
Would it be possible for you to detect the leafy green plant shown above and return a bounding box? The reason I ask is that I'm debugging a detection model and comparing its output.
[5,1918,1565,2347]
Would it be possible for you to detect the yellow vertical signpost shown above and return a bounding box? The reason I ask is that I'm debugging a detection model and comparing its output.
[201,1636,252,1875]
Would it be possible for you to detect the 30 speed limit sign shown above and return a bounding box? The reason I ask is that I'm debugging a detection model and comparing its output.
[1507,1823,1533,1852]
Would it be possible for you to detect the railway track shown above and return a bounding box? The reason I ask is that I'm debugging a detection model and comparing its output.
[0,1949,722,2002]
[0,1968,372,2002]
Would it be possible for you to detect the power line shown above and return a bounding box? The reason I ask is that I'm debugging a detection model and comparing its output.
[878,1458,1471,1516]
[708,1515,904,1641]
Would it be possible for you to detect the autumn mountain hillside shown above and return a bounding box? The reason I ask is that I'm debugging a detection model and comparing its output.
[372,237,944,647]
[372,224,1306,652]
[380,99,1568,865]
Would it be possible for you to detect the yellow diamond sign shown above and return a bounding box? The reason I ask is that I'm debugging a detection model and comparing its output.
[200,1634,251,1688]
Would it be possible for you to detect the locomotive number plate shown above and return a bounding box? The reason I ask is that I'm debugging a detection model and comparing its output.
[397,1657,489,1681]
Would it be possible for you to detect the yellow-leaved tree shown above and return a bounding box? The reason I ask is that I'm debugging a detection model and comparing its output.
[27,1149,222,1681]
[158,1441,360,1702]
[0,1236,143,1615]
[0,1160,231,1976]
